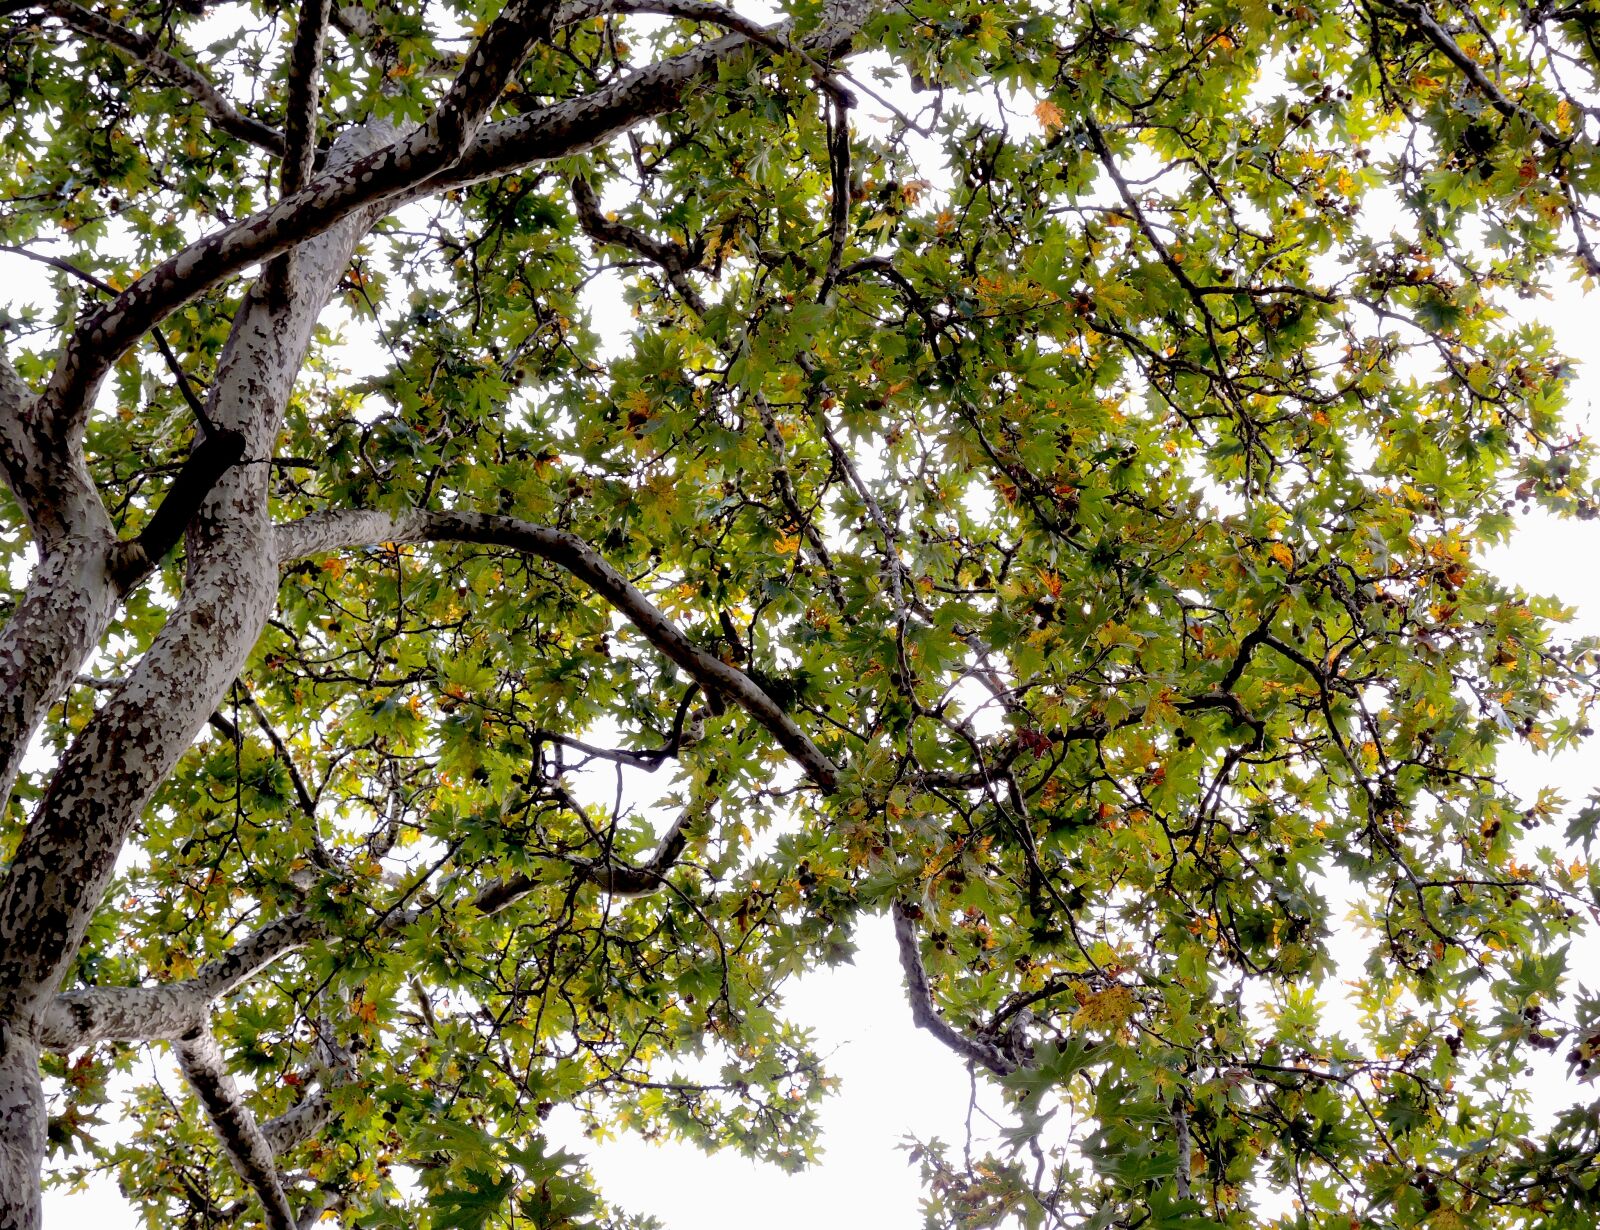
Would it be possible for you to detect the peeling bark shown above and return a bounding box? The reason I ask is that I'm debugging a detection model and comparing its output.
[0,1028,45,1230]
[0,125,389,1219]
[39,912,324,1050]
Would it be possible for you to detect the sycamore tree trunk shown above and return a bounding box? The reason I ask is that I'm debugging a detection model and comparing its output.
[0,123,385,1230]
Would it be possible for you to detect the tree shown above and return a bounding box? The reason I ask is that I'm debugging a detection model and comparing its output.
[1,0,1598,1224]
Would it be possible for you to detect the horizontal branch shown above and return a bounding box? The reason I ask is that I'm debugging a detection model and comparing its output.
[569,176,706,312]
[275,508,840,790]
[474,785,705,913]
[39,912,322,1049]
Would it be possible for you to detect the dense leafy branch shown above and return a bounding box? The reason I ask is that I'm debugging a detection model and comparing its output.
[2,0,1600,1225]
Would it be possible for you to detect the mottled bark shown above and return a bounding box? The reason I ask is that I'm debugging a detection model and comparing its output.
[38,912,324,1050]
[0,539,119,816]
[0,1028,44,1230]
[0,125,387,1224]
[175,1028,296,1230]
[260,1087,332,1157]
[0,146,383,1027]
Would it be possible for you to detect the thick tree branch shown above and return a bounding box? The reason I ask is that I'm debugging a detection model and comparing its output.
[175,1026,297,1230]
[38,0,287,156]
[555,0,789,45]
[0,123,387,1033]
[891,901,1018,1076]
[108,427,247,593]
[260,1087,332,1157]
[34,0,557,439]
[40,912,323,1049]
[31,0,874,452]
[421,0,875,194]
[275,508,841,789]
[280,0,332,197]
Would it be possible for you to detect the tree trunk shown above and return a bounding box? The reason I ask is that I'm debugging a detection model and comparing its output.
[0,123,386,1223]
[0,1027,44,1230]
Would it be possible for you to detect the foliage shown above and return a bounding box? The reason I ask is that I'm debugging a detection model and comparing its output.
[2,0,1600,1226]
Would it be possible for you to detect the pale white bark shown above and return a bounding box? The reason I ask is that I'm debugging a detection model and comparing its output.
[0,347,121,813]
[175,1027,297,1230]
[0,540,119,816]
[0,125,388,1224]
[0,2,882,1215]
[0,1028,44,1230]
[39,912,324,1050]
[261,1087,332,1157]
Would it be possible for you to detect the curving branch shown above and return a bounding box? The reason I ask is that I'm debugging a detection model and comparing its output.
[274,507,841,789]
[260,1087,332,1157]
[421,0,874,196]
[0,119,392,1029]
[29,0,875,452]
[474,785,707,913]
[891,901,1019,1076]
[37,0,287,156]
[33,0,558,437]
[554,0,792,46]
[570,176,706,312]
[175,1026,297,1230]
[40,912,324,1050]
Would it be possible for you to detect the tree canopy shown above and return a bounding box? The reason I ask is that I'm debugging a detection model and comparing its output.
[1,0,1599,1226]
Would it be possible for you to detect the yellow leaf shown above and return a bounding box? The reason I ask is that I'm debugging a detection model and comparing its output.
[1097,621,1143,649]
[1072,985,1138,1034]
